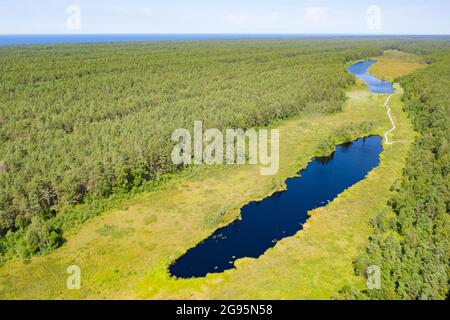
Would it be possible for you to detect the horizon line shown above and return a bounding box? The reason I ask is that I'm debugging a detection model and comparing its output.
[1,33,450,37]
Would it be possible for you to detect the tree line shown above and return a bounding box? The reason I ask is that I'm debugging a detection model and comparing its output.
[338,44,450,300]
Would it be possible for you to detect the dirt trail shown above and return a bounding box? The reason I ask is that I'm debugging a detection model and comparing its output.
[383,94,413,145]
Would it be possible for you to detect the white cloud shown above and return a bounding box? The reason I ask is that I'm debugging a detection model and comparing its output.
[111,6,152,16]
[302,6,329,24]
[223,13,279,25]
[224,14,252,24]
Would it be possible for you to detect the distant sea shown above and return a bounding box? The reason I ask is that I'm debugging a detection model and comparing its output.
[0,34,340,46]
[1,34,448,46]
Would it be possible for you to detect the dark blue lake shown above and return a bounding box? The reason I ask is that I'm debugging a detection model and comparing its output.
[170,136,383,278]
[347,60,394,94]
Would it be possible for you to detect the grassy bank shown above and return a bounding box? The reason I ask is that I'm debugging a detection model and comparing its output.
[369,49,427,81]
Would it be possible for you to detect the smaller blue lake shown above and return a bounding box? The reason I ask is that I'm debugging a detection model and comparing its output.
[170,136,383,279]
[347,60,394,94]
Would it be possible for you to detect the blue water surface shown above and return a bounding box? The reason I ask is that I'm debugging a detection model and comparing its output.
[347,60,394,94]
[0,34,354,46]
[170,136,383,278]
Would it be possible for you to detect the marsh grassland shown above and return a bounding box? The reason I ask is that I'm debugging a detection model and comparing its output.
[368,49,428,81]
[0,48,425,299]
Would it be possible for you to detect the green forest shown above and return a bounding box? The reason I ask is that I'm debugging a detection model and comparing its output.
[0,38,448,300]
[0,40,385,259]
[339,46,450,300]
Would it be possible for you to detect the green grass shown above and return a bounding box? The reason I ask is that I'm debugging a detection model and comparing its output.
[369,50,427,81]
[0,53,423,300]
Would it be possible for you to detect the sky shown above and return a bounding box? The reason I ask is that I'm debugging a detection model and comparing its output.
[0,0,449,35]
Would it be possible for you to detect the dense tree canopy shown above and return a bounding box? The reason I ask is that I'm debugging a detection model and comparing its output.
[338,45,450,300]
[0,40,386,258]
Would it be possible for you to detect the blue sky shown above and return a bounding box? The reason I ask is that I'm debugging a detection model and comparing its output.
[0,0,449,35]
